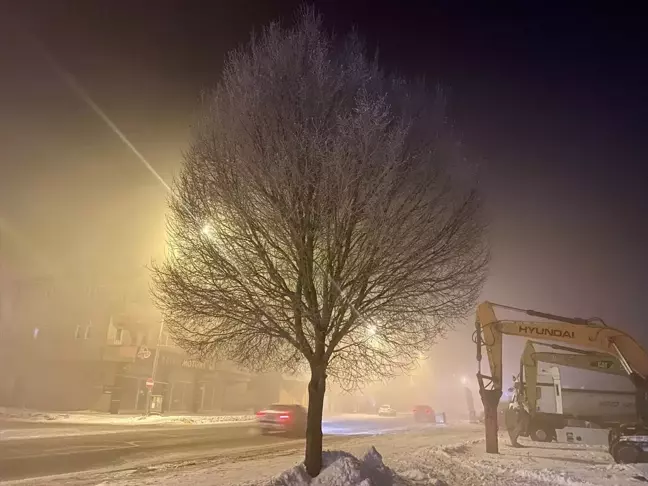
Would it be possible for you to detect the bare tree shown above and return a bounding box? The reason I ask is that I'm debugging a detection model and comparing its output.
[152,8,488,477]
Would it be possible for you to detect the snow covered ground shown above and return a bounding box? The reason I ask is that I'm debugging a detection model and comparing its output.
[0,407,255,426]
[8,424,648,486]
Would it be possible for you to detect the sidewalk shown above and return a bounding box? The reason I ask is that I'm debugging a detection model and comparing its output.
[0,407,256,426]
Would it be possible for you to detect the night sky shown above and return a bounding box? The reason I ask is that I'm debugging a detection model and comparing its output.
[1,1,647,386]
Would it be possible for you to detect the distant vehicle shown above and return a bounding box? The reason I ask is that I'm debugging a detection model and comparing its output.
[378,404,397,417]
[256,404,307,437]
[413,404,435,422]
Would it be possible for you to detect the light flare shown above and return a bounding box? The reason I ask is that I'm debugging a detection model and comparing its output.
[36,45,172,194]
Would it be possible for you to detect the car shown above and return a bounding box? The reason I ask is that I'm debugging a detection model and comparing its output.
[256,404,307,437]
[413,404,436,422]
[378,404,397,417]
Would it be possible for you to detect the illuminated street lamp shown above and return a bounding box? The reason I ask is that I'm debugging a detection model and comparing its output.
[201,223,215,238]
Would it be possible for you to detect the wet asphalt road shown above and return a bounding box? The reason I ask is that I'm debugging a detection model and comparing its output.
[0,415,426,482]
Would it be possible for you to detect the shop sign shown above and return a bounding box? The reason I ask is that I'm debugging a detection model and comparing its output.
[181,359,214,370]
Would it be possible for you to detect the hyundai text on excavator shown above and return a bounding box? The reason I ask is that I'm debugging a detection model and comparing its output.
[474,301,648,463]
[517,340,632,442]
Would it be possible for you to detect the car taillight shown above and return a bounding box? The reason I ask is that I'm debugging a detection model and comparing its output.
[426,409,431,414]
[256,411,265,417]
[279,414,291,420]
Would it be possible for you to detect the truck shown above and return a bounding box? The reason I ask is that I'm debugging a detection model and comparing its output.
[520,366,636,442]
[515,340,635,442]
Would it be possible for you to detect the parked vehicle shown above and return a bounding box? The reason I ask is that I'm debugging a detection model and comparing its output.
[256,404,307,436]
[378,404,397,417]
[413,404,436,422]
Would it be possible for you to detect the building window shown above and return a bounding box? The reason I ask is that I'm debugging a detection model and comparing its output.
[115,328,124,345]
[84,325,92,340]
[75,325,82,339]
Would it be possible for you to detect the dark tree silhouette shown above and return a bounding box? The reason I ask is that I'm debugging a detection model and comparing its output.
[152,8,488,477]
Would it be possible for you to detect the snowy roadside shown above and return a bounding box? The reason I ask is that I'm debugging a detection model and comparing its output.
[389,437,648,486]
[11,425,648,486]
[137,433,648,486]
[0,407,255,427]
[2,408,402,427]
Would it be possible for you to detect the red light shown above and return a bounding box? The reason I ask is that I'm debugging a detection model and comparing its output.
[279,414,290,420]
[426,409,431,414]
[256,411,265,417]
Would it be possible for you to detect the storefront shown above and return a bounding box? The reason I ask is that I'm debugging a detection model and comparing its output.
[107,350,253,414]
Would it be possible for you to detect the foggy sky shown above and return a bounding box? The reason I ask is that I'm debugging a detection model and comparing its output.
[1,1,647,389]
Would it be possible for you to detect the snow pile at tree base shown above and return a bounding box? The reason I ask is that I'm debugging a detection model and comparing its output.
[266,447,395,486]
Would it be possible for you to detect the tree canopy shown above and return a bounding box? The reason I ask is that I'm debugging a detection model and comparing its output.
[152,8,488,476]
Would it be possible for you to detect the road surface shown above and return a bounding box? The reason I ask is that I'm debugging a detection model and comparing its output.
[0,414,433,482]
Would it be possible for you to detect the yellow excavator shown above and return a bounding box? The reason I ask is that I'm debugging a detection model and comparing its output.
[517,339,630,442]
[474,301,648,463]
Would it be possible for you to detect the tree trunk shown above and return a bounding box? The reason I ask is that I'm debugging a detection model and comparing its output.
[305,367,326,477]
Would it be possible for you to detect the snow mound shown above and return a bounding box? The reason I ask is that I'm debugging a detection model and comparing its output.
[130,414,256,425]
[266,447,395,486]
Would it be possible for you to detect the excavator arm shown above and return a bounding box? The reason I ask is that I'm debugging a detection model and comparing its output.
[521,340,628,414]
[474,301,648,454]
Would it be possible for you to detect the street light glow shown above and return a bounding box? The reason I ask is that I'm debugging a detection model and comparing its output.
[201,223,215,238]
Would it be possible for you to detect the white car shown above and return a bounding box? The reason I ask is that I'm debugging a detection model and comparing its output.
[378,405,397,417]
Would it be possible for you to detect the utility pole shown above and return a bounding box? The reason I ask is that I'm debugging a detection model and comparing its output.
[145,319,165,415]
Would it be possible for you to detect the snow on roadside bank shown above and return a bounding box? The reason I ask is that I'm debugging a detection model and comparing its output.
[250,435,648,486]
[0,407,255,426]
[390,436,648,486]
[266,447,395,486]
[7,426,648,485]
[259,439,585,486]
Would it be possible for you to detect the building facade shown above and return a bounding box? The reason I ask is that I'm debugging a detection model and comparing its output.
[0,274,307,413]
